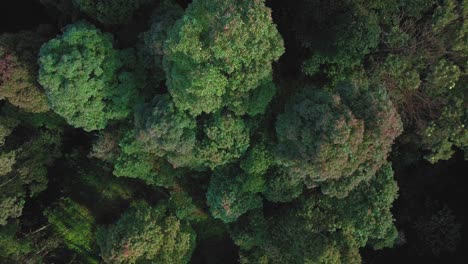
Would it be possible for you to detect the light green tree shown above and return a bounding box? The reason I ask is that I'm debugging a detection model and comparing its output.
[164,0,284,116]
[38,22,139,131]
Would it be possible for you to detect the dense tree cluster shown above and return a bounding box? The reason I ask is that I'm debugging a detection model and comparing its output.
[0,0,466,263]
[97,201,196,264]
[230,164,399,263]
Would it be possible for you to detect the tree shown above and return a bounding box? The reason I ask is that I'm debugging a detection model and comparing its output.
[0,129,62,225]
[275,82,402,198]
[38,22,139,131]
[98,127,181,187]
[135,94,196,168]
[138,0,184,92]
[45,198,99,263]
[0,30,50,113]
[263,167,304,203]
[230,164,399,263]
[298,0,381,81]
[206,166,264,223]
[194,113,250,169]
[97,201,196,264]
[164,0,284,116]
[72,0,152,25]
[369,0,468,162]
[0,222,29,261]
[0,116,18,146]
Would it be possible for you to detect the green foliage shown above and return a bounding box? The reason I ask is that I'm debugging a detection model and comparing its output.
[72,0,152,25]
[45,198,99,263]
[0,151,16,176]
[206,167,264,223]
[5,0,468,262]
[0,197,24,226]
[380,54,421,95]
[0,130,62,224]
[195,113,250,169]
[135,94,196,168]
[231,164,399,263]
[369,0,468,161]
[425,59,461,97]
[263,167,304,203]
[0,222,34,261]
[300,0,381,81]
[97,201,196,264]
[0,116,18,146]
[164,0,284,116]
[38,22,139,131]
[139,0,184,89]
[275,82,402,198]
[113,129,180,187]
[0,31,49,113]
[420,95,467,163]
[169,190,208,222]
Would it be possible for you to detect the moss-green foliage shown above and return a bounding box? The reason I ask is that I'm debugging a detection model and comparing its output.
[368,0,468,162]
[0,222,34,261]
[195,113,250,169]
[139,0,184,90]
[135,94,196,168]
[263,167,304,203]
[97,201,196,264]
[231,164,398,263]
[0,30,49,113]
[0,116,18,146]
[38,22,139,131]
[275,82,402,198]
[164,0,284,116]
[0,151,16,176]
[72,0,152,25]
[299,0,380,81]
[5,0,468,262]
[169,190,208,222]
[240,144,273,177]
[113,129,180,187]
[45,198,99,263]
[421,95,468,163]
[0,197,24,226]
[206,166,264,223]
[0,129,62,225]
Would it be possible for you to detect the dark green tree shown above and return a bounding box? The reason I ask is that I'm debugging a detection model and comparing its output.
[230,164,399,263]
[72,0,152,25]
[206,166,264,223]
[138,0,184,91]
[91,127,181,187]
[298,0,381,81]
[369,0,467,162]
[0,129,62,225]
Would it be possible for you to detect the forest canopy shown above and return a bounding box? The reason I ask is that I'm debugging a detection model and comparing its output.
[0,0,466,263]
